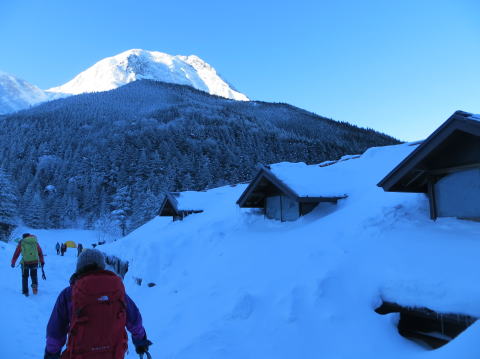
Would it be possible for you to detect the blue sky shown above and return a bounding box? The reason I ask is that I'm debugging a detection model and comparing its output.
[1,0,479,141]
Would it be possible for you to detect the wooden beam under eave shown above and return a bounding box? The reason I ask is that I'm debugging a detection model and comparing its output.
[427,162,480,176]
[427,178,438,220]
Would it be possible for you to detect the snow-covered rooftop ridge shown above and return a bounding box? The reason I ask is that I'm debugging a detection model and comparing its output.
[268,162,349,198]
[318,154,361,168]
[47,49,249,101]
[171,191,206,211]
[268,143,419,198]
[468,113,480,122]
[168,185,249,213]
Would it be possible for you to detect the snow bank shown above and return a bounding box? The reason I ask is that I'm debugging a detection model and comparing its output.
[99,142,480,358]
[4,142,480,358]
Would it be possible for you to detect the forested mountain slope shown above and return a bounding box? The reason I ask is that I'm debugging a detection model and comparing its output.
[0,80,399,232]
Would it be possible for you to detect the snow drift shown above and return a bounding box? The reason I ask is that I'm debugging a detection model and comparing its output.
[3,142,480,358]
[100,142,480,358]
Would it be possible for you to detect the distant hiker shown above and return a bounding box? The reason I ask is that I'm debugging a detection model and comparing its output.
[44,249,152,359]
[55,242,60,255]
[77,243,83,257]
[60,243,66,256]
[11,233,45,296]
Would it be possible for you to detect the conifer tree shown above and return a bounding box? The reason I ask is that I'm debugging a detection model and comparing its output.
[110,186,132,236]
[0,170,19,241]
[0,79,398,232]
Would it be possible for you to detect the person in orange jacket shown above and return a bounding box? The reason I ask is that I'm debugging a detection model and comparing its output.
[11,233,45,296]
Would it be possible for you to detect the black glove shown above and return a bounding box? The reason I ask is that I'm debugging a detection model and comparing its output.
[134,337,153,354]
[11,263,14,268]
[44,350,60,359]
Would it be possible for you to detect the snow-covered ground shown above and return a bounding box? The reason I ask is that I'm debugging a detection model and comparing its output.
[0,229,107,358]
[2,142,480,358]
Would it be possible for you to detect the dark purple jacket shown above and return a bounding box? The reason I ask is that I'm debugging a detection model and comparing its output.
[45,273,146,354]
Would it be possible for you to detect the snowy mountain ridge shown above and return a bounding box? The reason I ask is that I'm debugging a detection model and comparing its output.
[0,71,49,115]
[47,49,249,101]
[0,49,248,114]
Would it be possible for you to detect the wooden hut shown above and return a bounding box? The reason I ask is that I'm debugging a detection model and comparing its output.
[158,192,203,221]
[0,222,15,242]
[375,300,477,349]
[237,165,346,222]
[378,110,480,220]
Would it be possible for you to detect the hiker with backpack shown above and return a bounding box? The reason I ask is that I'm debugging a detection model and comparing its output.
[55,242,60,255]
[11,233,45,296]
[44,248,152,359]
[60,243,66,256]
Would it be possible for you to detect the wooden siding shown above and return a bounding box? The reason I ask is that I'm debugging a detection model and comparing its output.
[378,111,480,193]
[376,301,477,349]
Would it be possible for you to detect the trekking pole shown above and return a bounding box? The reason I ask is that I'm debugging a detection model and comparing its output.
[139,351,152,359]
[41,265,47,280]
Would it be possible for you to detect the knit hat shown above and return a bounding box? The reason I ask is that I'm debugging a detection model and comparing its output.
[76,248,106,273]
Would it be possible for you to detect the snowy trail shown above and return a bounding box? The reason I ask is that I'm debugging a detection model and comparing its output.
[0,230,127,358]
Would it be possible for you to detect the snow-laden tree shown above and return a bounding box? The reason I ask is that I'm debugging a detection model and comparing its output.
[0,169,19,241]
[110,186,132,236]
[0,79,398,231]
[23,193,45,229]
[129,190,160,231]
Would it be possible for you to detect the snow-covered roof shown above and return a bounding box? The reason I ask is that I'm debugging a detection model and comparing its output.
[160,188,237,216]
[159,192,201,217]
[269,155,361,198]
[171,191,206,212]
[237,144,420,208]
[379,110,480,193]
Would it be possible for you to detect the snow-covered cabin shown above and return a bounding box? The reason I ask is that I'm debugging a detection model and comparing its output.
[379,110,480,220]
[237,164,347,221]
[158,192,203,221]
[375,300,477,348]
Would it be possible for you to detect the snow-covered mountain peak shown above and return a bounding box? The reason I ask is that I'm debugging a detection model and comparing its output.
[0,71,49,115]
[47,49,249,101]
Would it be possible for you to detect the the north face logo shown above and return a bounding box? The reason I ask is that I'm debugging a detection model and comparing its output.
[68,271,127,358]
[91,345,110,351]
